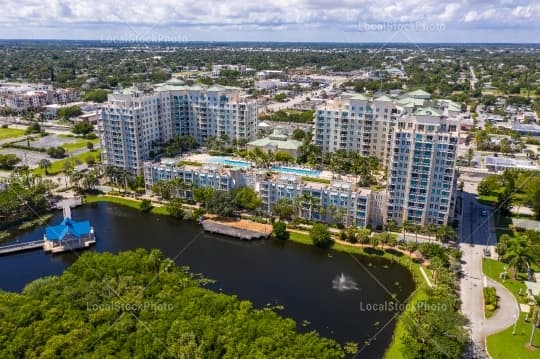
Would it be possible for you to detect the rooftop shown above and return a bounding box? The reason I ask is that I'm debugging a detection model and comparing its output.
[414,106,443,117]
[45,218,92,241]
[485,156,539,171]
[248,129,302,150]
[407,89,432,99]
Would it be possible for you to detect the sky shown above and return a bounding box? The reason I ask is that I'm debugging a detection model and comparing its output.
[1,0,540,43]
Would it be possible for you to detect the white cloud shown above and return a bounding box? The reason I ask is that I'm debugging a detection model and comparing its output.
[0,0,539,40]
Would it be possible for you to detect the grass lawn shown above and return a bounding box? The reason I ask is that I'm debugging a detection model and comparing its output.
[301,176,331,184]
[84,195,169,216]
[494,215,517,240]
[0,127,25,141]
[478,194,498,206]
[483,258,528,303]
[62,138,99,153]
[487,312,540,359]
[178,160,202,167]
[34,150,100,176]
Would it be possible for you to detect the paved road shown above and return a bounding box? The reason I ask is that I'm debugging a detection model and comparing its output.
[262,77,348,113]
[459,192,520,356]
[470,65,478,91]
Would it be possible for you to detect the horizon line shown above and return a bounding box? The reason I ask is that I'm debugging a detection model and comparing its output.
[0,38,540,45]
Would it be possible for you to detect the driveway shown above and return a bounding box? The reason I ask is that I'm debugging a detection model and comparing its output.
[459,192,519,355]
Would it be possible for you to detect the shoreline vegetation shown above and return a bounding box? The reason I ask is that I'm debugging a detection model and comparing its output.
[0,249,346,358]
[82,194,430,358]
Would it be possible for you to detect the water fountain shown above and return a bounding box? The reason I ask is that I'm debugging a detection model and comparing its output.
[332,272,359,291]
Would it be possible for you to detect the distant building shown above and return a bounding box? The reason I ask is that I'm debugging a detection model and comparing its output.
[255,79,288,90]
[385,67,407,79]
[211,64,247,76]
[52,88,80,105]
[0,82,80,112]
[256,70,285,80]
[44,101,97,120]
[485,156,540,172]
[512,122,540,137]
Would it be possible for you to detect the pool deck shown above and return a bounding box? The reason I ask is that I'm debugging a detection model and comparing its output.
[181,154,336,181]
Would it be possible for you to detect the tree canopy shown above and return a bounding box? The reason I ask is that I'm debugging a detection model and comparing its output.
[0,250,344,358]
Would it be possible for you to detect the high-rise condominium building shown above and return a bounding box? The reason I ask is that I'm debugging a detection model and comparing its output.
[314,90,461,226]
[314,94,398,166]
[386,108,459,225]
[99,81,258,174]
[314,90,461,165]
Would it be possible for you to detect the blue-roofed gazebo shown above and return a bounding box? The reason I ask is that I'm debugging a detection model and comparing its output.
[43,209,95,253]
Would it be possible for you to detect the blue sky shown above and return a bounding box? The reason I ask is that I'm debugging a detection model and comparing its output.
[1,0,540,43]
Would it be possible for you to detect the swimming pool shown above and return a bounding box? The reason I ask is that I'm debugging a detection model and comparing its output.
[272,166,321,177]
[210,156,251,168]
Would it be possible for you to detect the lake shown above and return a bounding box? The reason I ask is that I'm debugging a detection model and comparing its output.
[0,202,415,357]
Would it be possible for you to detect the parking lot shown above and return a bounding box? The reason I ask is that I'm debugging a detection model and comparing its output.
[12,134,79,149]
[0,148,51,168]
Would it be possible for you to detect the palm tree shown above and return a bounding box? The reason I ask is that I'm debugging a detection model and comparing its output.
[369,234,380,248]
[272,198,295,220]
[436,225,456,243]
[504,238,534,279]
[205,136,217,150]
[295,192,320,221]
[62,160,74,188]
[82,170,99,191]
[329,205,347,227]
[413,224,422,244]
[496,234,512,260]
[430,256,445,285]
[426,223,438,243]
[70,171,83,189]
[378,232,396,249]
[386,219,399,233]
[528,295,540,347]
[403,220,415,242]
[38,159,51,175]
[169,178,189,198]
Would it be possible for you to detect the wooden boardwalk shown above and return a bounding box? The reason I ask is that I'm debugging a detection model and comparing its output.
[201,218,272,240]
[0,240,44,255]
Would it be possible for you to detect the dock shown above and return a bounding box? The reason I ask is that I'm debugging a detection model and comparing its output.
[201,217,272,240]
[0,202,96,256]
[0,240,45,255]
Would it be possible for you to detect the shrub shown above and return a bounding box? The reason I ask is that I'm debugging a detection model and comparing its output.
[47,146,66,159]
[483,286,498,310]
[273,221,289,240]
[0,154,21,169]
[139,199,153,213]
[310,223,333,248]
